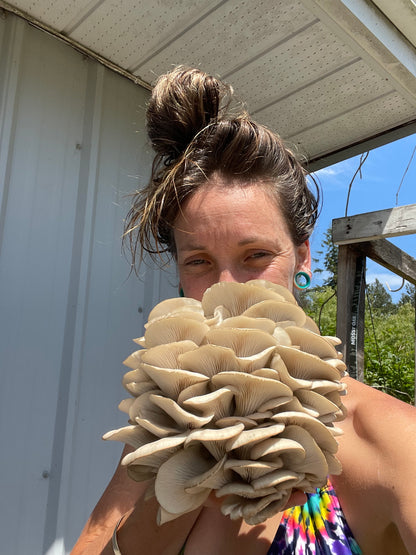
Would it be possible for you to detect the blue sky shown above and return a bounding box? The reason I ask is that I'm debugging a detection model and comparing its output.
[308,133,416,301]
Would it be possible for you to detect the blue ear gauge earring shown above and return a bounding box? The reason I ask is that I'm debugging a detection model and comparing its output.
[294,271,311,289]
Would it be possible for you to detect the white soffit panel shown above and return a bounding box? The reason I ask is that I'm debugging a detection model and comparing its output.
[257,59,397,140]
[1,0,416,168]
[133,0,317,80]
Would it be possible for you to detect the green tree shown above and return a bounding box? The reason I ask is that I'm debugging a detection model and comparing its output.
[399,282,416,308]
[313,227,338,288]
[366,278,395,314]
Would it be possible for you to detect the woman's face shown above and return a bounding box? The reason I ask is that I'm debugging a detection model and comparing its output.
[173,180,311,301]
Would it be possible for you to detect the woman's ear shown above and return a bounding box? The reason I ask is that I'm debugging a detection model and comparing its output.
[295,239,311,275]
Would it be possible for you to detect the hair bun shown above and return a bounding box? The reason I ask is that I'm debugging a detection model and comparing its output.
[147,66,232,161]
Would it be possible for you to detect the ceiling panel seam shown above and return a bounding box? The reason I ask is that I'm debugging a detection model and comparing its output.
[62,0,106,35]
[128,0,229,74]
[251,56,362,116]
[286,89,398,140]
[221,18,320,80]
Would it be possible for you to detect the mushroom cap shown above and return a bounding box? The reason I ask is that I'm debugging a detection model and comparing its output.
[178,344,241,378]
[182,387,235,419]
[122,433,189,468]
[202,281,287,317]
[141,363,209,399]
[150,393,214,429]
[224,459,283,481]
[102,425,157,450]
[294,389,342,418]
[250,436,305,461]
[303,315,321,334]
[141,340,199,369]
[206,328,278,357]
[242,300,306,327]
[215,315,276,335]
[155,446,216,514]
[147,297,203,323]
[225,424,286,454]
[274,346,342,382]
[272,411,339,453]
[184,455,231,493]
[143,317,209,348]
[122,368,156,397]
[246,279,298,304]
[129,392,184,437]
[212,372,292,416]
[123,349,144,369]
[284,326,339,359]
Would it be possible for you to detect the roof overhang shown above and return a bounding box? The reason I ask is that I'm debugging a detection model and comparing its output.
[1,0,416,171]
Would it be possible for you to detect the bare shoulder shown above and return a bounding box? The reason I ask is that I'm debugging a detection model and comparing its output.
[342,377,416,452]
[335,377,416,553]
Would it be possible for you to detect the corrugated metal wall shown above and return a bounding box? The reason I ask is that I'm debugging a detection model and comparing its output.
[0,13,177,554]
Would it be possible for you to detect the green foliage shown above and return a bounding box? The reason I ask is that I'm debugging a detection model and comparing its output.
[299,286,337,337]
[366,278,395,314]
[313,228,338,288]
[364,302,415,404]
[399,282,416,308]
[305,229,415,405]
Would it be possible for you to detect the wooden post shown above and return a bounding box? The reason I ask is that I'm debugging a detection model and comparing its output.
[336,245,366,381]
[333,207,416,394]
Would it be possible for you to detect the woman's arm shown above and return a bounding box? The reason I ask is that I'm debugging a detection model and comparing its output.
[71,445,201,555]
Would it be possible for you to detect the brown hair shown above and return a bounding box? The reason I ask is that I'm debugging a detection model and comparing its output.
[124,66,320,267]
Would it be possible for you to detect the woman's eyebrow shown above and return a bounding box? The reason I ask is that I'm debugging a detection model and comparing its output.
[179,242,206,251]
[238,237,270,246]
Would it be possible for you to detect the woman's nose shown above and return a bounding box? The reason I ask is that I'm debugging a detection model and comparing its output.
[217,268,239,283]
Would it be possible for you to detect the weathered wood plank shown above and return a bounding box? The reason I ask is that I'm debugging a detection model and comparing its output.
[353,239,416,285]
[336,245,365,381]
[332,204,416,245]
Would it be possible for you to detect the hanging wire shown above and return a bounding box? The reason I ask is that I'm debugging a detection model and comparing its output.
[317,289,336,332]
[396,143,416,206]
[345,151,369,217]
[386,277,405,293]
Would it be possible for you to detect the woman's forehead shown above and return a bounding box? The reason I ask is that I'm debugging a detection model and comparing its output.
[174,182,291,249]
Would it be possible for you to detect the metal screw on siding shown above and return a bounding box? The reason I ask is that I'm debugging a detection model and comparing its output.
[42,470,50,479]
[76,143,82,150]
[138,306,143,313]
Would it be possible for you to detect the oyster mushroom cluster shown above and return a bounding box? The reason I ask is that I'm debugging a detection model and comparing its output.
[104,280,347,525]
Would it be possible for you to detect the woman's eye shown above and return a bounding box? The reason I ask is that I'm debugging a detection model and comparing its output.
[186,258,207,266]
[249,251,269,259]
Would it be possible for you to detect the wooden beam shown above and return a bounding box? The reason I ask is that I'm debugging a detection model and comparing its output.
[336,245,365,381]
[353,239,416,286]
[332,204,416,245]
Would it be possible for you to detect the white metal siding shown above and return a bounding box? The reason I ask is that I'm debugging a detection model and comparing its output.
[0,13,177,554]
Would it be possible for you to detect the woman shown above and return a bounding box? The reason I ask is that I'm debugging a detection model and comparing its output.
[72,67,416,554]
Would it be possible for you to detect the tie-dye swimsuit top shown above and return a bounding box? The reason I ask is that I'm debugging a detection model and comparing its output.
[268,479,362,554]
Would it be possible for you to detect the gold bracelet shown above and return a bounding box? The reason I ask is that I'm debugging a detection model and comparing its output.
[112,515,125,555]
